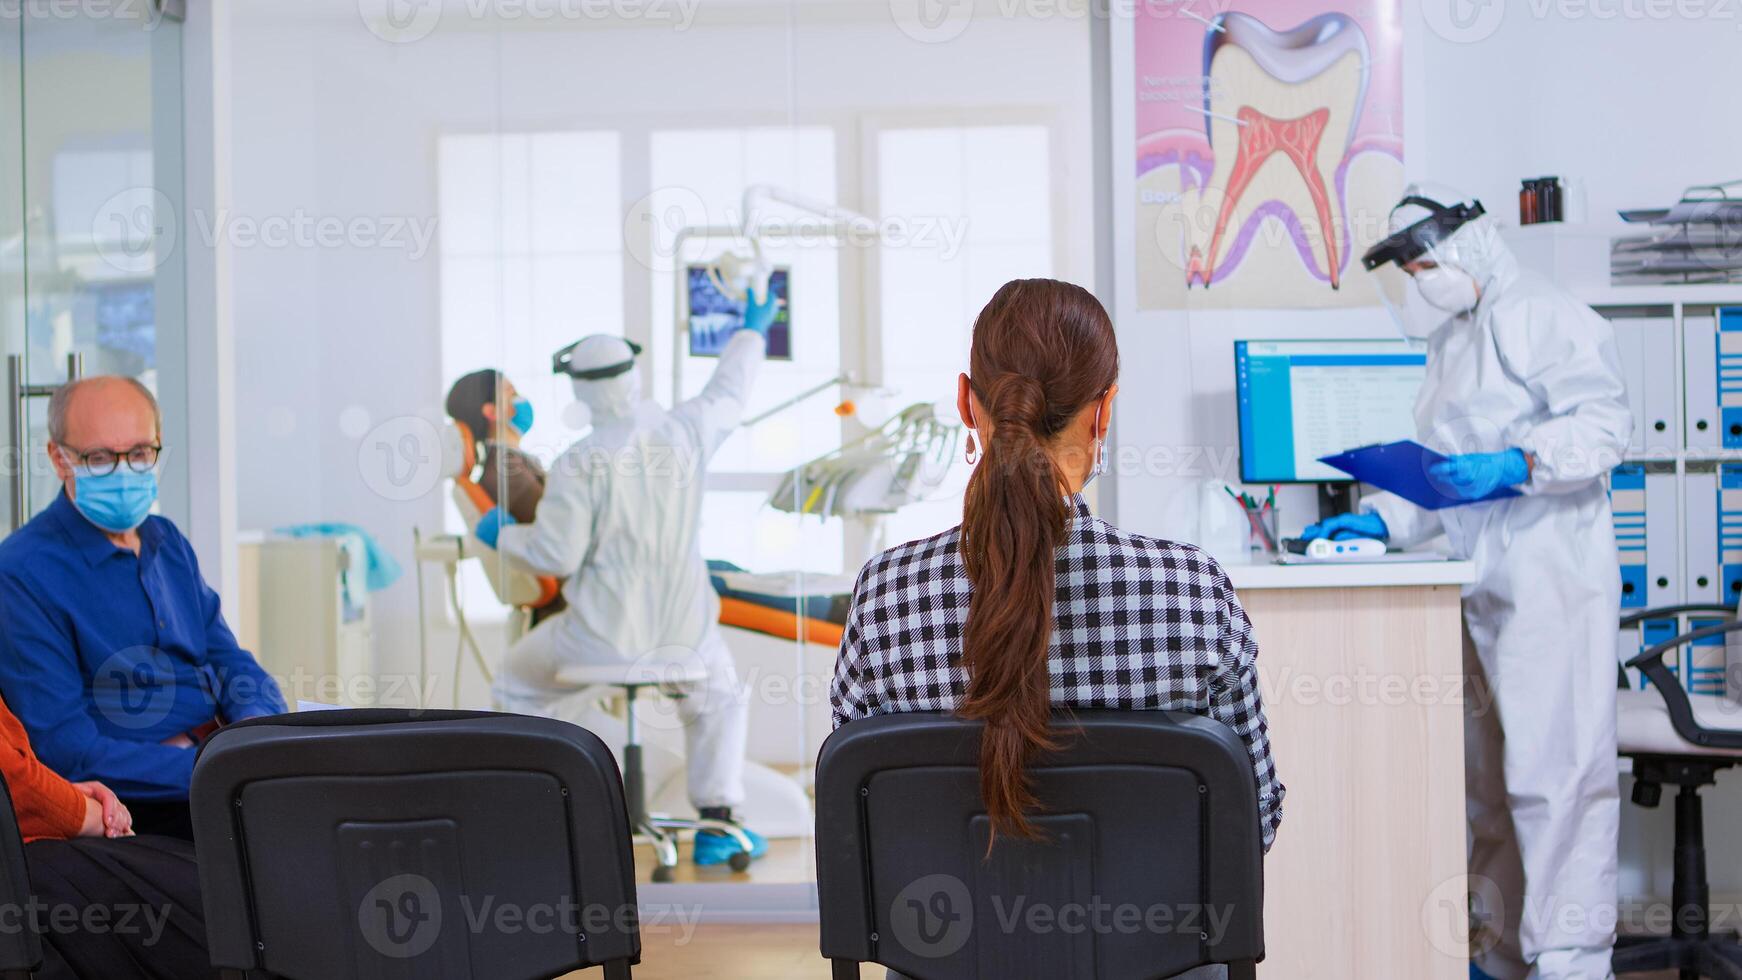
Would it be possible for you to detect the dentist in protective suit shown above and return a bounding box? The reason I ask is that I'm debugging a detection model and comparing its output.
[1307,184,1632,980]
[476,287,779,868]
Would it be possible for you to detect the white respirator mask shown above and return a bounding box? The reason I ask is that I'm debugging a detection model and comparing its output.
[1413,265,1480,315]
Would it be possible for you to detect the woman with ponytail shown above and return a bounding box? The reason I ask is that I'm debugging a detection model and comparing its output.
[831,278,1284,850]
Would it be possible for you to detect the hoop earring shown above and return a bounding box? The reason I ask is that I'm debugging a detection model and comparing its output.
[964,432,979,465]
[1093,403,1109,475]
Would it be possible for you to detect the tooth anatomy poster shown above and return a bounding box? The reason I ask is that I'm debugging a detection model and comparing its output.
[1135,1,1404,310]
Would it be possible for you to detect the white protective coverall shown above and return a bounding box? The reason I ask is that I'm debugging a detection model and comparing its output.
[1364,204,1632,980]
[494,329,765,809]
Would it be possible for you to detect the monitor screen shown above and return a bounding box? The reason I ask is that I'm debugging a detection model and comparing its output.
[1235,339,1427,483]
[687,266,791,360]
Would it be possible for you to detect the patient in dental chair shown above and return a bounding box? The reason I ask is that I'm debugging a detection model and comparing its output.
[446,368,566,622]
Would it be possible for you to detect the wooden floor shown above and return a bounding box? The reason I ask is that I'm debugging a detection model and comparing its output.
[564,923,879,979]
[560,924,1685,979]
[631,835,814,885]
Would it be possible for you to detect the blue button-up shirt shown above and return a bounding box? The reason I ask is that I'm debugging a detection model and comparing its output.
[0,491,285,799]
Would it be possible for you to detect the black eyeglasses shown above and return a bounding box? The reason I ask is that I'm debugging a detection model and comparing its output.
[64,444,161,476]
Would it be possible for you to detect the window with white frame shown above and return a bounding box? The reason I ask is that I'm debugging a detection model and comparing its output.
[873,123,1056,550]
[436,130,623,616]
[647,126,844,574]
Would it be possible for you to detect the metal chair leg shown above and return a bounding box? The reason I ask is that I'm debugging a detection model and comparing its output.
[830,960,860,980]
[602,958,633,980]
[1225,961,1258,980]
[640,821,679,883]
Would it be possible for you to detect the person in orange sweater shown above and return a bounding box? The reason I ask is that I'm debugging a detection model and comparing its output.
[0,693,212,978]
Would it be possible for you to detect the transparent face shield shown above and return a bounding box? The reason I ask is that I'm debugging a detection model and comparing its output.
[1367,244,1456,342]
[1361,198,1486,342]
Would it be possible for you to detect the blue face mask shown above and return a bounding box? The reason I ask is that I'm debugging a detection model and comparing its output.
[509,397,534,435]
[71,467,158,533]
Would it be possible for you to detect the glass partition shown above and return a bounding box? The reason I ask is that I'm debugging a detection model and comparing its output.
[0,2,186,534]
[226,0,1094,890]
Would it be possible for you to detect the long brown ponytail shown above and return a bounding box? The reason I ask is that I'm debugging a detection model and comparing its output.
[958,279,1119,841]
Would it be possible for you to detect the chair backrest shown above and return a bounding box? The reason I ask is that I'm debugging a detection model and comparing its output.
[191,709,637,980]
[444,422,561,610]
[815,711,1264,980]
[1728,594,1742,704]
[0,772,41,976]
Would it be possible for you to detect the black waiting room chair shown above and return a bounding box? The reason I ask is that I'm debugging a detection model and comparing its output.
[814,711,1265,980]
[0,772,39,980]
[1614,603,1742,978]
[190,708,640,980]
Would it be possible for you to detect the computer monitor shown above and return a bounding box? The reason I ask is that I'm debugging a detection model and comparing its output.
[1235,339,1427,483]
[687,265,791,360]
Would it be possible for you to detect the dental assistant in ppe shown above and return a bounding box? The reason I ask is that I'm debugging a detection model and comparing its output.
[1305,184,1632,980]
[477,286,780,867]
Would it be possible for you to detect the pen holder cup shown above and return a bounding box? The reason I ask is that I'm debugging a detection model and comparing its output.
[1248,507,1279,558]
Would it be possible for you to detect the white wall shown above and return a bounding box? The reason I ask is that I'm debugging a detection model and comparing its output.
[224,2,1094,700]
[1108,2,1742,903]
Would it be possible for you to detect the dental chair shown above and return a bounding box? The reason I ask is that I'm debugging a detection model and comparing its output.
[443,421,562,620]
[1614,601,1742,977]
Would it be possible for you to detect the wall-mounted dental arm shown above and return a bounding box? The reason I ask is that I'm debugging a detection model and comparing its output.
[740,372,856,429]
[739,184,876,240]
[670,186,880,402]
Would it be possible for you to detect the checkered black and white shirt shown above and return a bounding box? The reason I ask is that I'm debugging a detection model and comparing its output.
[831,495,1284,850]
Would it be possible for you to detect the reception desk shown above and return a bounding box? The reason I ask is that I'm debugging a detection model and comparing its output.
[1226,560,1477,980]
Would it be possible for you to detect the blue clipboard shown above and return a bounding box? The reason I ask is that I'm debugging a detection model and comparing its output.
[1318,440,1522,511]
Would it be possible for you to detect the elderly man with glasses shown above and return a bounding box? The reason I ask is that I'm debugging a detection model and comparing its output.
[0,376,284,840]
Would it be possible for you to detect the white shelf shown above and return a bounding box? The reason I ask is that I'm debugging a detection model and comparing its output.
[1582,285,1742,309]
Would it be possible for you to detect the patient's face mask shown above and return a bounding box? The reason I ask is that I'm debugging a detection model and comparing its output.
[1413,265,1480,315]
[67,462,158,533]
[509,396,534,435]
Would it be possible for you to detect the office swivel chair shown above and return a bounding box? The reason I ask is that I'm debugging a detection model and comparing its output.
[0,774,40,980]
[814,711,1266,980]
[1614,602,1742,978]
[190,709,640,980]
[555,661,758,882]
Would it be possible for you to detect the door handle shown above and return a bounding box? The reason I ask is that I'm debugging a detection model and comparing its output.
[8,353,83,530]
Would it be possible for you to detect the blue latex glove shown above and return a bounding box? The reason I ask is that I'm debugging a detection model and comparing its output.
[474,507,515,549]
[1301,511,1390,543]
[1428,449,1530,501]
[740,284,779,339]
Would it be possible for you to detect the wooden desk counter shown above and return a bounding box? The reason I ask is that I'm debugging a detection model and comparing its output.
[1226,560,1477,980]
